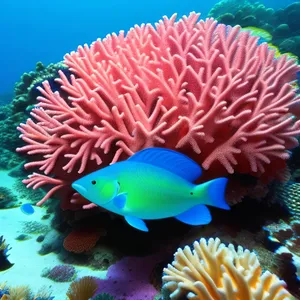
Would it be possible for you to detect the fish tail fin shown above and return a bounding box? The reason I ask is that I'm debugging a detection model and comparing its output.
[194,178,230,210]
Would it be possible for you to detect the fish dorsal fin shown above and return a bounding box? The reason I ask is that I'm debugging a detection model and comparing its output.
[128,148,202,182]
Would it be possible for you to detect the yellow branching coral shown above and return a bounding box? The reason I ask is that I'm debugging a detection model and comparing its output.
[1,285,31,300]
[162,238,295,300]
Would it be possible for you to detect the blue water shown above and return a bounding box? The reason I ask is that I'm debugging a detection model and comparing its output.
[0,0,297,96]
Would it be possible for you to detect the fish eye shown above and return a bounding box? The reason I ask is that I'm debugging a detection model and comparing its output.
[91,180,96,185]
[190,192,193,195]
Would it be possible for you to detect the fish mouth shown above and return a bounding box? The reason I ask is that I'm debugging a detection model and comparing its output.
[72,183,88,196]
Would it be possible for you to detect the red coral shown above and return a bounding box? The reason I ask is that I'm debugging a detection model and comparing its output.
[16,13,300,206]
[63,227,106,253]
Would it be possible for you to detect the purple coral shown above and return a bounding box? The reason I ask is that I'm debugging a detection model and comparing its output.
[42,264,76,282]
[95,255,162,300]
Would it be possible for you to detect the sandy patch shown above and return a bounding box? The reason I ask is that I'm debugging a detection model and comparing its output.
[0,170,106,299]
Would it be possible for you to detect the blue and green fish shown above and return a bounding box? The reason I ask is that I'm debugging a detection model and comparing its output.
[72,148,230,232]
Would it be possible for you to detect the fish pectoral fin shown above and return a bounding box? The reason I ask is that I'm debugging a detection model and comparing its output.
[175,204,211,225]
[124,216,148,232]
[113,192,128,209]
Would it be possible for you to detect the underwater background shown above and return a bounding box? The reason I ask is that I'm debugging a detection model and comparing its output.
[0,0,297,98]
[0,0,300,299]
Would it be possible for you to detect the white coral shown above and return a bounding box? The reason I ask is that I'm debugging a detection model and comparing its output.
[163,237,294,300]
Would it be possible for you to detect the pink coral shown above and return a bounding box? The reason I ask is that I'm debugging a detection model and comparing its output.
[17,13,300,206]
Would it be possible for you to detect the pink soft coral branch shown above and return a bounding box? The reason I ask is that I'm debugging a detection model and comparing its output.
[16,12,300,205]
[22,173,68,206]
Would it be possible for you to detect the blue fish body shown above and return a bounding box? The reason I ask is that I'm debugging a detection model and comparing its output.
[72,148,230,231]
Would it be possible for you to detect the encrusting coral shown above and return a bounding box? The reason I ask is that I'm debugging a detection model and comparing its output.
[0,187,18,209]
[208,1,300,59]
[208,0,274,30]
[41,265,77,282]
[0,61,70,172]
[263,219,300,297]
[273,181,300,220]
[95,254,163,299]
[63,227,106,253]
[162,237,294,299]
